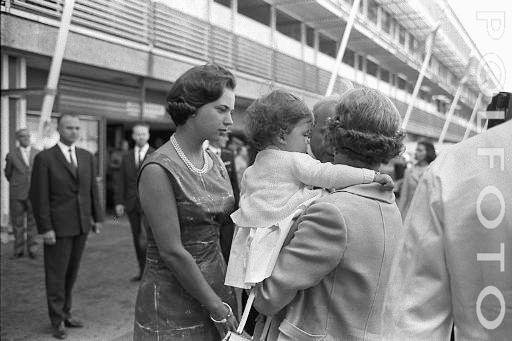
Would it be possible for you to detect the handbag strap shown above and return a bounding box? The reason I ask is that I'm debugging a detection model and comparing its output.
[236,288,256,334]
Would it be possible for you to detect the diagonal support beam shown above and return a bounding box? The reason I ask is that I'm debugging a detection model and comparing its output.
[401,23,440,131]
[438,57,475,144]
[325,0,360,96]
[38,0,76,140]
[462,92,483,140]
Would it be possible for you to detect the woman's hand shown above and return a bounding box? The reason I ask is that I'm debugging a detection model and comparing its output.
[374,172,395,190]
[209,302,238,338]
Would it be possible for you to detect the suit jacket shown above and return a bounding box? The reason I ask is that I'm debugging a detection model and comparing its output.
[254,184,403,340]
[114,147,154,213]
[4,147,39,200]
[220,148,240,205]
[383,121,512,341]
[30,145,104,237]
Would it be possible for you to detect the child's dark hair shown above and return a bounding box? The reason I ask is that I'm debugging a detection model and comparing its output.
[166,63,236,126]
[245,90,313,151]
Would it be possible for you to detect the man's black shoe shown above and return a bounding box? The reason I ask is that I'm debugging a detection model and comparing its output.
[64,318,83,328]
[52,322,67,339]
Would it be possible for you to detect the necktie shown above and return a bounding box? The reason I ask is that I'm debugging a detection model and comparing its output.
[68,147,77,172]
[137,149,142,168]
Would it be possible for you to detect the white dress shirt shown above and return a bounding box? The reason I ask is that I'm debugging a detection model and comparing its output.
[57,141,77,167]
[134,144,149,167]
[19,146,31,166]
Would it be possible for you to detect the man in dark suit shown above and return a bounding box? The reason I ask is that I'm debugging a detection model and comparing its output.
[207,133,239,262]
[4,128,40,258]
[114,123,153,281]
[30,114,103,339]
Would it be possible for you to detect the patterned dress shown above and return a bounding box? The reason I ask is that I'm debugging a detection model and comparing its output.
[134,145,236,340]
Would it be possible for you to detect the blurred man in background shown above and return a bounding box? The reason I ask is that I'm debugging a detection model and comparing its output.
[114,123,153,282]
[4,128,40,259]
[208,133,239,262]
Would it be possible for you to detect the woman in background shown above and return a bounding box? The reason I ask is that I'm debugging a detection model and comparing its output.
[398,140,436,219]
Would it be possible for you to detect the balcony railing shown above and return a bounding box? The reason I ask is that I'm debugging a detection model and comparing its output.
[2,0,470,140]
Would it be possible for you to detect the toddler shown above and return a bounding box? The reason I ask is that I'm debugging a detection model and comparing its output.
[225,90,393,289]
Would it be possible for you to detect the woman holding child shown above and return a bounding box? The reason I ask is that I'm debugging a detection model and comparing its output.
[250,88,405,340]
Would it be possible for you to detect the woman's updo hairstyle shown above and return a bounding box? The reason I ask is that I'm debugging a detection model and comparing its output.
[166,63,236,126]
[326,88,405,165]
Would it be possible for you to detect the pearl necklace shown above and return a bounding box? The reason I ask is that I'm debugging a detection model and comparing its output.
[170,135,210,174]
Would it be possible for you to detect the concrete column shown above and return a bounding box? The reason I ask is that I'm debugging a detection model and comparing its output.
[1,53,10,228]
[16,56,27,129]
[300,23,306,60]
[231,0,237,31]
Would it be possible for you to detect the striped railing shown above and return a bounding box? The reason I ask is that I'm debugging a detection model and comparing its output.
[2,0,471,140]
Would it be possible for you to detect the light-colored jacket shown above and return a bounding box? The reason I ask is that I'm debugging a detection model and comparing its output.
[254,183,403,340]
[383,121,512,340]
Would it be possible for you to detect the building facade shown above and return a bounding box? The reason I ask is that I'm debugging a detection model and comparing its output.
[0,0,498,226]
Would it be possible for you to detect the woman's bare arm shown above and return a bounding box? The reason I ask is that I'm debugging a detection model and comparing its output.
[138,164,228,319]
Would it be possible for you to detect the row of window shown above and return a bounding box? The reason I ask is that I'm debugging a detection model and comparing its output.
[213,0,477,109]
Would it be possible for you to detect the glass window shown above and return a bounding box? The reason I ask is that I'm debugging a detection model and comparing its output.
[398,24,406,45]
[213,0,231,7]
[367,0,378,24]
[397,76,406,90]
[408,35,415,52]
[381,10,391,33]
[357,55,365,71]
[319,33,337,58]
[237,0,271,26]
[276,9,302,41]
[380,68,390,82]
[342,48,355,66]
[367,59,378,77]
[306,25,315,47]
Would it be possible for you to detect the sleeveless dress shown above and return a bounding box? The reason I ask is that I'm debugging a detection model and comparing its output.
[133,147,236,340]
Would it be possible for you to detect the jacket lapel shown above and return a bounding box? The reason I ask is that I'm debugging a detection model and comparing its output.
[29,148,38,168]
[15,148,28,168]
[76,148,89,182]
[53,145,78,180]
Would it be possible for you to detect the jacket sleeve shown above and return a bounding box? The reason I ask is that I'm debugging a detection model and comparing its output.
[29,153,53,234]
[291,153,374,189]
[254,201,347,315]
[4,153,13,181]
[383,169,453,340]
[113,154,125,206]
[90,154,104,223]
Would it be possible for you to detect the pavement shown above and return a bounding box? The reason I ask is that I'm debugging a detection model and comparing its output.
[1,216,139,341]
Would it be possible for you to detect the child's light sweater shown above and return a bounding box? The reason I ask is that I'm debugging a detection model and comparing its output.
[230,149,375,228]
[225,149,375,289]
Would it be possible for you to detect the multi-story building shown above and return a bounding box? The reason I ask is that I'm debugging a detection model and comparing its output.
[0,0,498,226]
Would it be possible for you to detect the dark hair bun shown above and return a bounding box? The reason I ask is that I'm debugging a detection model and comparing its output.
[167,98,197,124]
[166,63,236,126]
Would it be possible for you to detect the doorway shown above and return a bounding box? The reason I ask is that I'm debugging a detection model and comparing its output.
[104,121,172,211]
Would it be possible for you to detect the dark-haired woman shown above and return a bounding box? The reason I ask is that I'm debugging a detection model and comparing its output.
[133,63,238,340]
[253,88,405,340]
[398,140,436,219]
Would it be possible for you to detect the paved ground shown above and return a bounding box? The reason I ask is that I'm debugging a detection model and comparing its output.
[1,216,138,341]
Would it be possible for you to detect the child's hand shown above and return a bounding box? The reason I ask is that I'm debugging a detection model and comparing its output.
[374,172,394,190]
